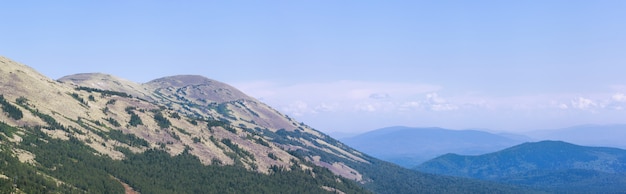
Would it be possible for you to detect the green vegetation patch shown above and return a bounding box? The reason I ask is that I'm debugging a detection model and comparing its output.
[221,138,255,162]
[153,112,171,129]
[69,92,88,106]
[129,113,143,127]
[76,86,132,98]
[1,125,367,194]
[0,95,23,120]
[108,129,149,147]
[14,97,67,131]
[105,117,122,127]
[0,121,19,138]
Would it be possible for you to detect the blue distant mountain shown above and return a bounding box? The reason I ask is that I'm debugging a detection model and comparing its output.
[415,141,626,193]
[340,126,524,168]
[525,124,626,149]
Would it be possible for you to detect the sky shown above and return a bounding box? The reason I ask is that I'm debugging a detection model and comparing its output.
[1,1,626,134]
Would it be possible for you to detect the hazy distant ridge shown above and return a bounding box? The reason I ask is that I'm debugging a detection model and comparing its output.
[341,126,524,168]
[524,124,626,149]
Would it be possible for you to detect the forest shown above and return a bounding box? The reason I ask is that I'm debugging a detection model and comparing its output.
[0,122,367,193]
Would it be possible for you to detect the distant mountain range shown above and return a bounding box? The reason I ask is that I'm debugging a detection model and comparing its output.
[524,124,626,149]
[340,126,524,168]
[415,141,626,193]
[339,124,626,168]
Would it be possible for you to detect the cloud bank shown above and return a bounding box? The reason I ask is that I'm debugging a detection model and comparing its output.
[234,80,626,132]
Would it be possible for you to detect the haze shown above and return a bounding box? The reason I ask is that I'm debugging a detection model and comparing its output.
[2,1,625,133]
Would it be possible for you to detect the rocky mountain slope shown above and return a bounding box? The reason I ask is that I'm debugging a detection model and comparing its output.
[0,56,533,193]
[57,72,366,179]
[415,140,626,193]
[341,126,524,168]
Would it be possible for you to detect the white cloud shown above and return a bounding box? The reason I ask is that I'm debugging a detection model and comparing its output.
[234,80,440,101]
[424,93,458,111]
[355,103,378,112]
[612,93,626,102]
[233,80,626,132]
[570,97,597,110]
[460,100,492,110]
[315,103,338,112]
[282,101,310,116]
[605,93,626,110]
[426,93,446,104]
[548,93,626,111]
[369,92,391,100]
[400,101,421,110]
[431,104,459,111]
[236,81,625,115]
[232,80,441,115]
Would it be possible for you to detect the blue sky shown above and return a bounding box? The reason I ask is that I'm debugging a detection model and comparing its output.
[2,1,626,133]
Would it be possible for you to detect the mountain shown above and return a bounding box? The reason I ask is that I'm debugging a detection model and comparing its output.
[0,56,534,193]
[525,124,626,149]
[341,126,524,168]
[416,141,626,193]
[58,73,156,101]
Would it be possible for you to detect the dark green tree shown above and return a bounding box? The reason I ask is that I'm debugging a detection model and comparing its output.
[153,112,171,129]
[0,95,23,120]
[129,113,143,127]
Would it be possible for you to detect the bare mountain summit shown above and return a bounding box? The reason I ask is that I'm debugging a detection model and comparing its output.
[59,73,154,101]
[146,75,253,103]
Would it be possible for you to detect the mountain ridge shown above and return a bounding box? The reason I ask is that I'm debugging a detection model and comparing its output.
[58,73,155,101]
[0,55,534,193]
[1,56,363,190]
[56,69,367,179]
[524,124,626,149]
[341,126,524,168]
[415,140,626,193]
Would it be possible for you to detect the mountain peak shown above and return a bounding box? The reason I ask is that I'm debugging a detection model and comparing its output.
[58,72,154,101]
[147,75,216,86]
[0,56,55,84]
[146,75,254,103]
[59,73,130,87]
[0,56,76,107]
